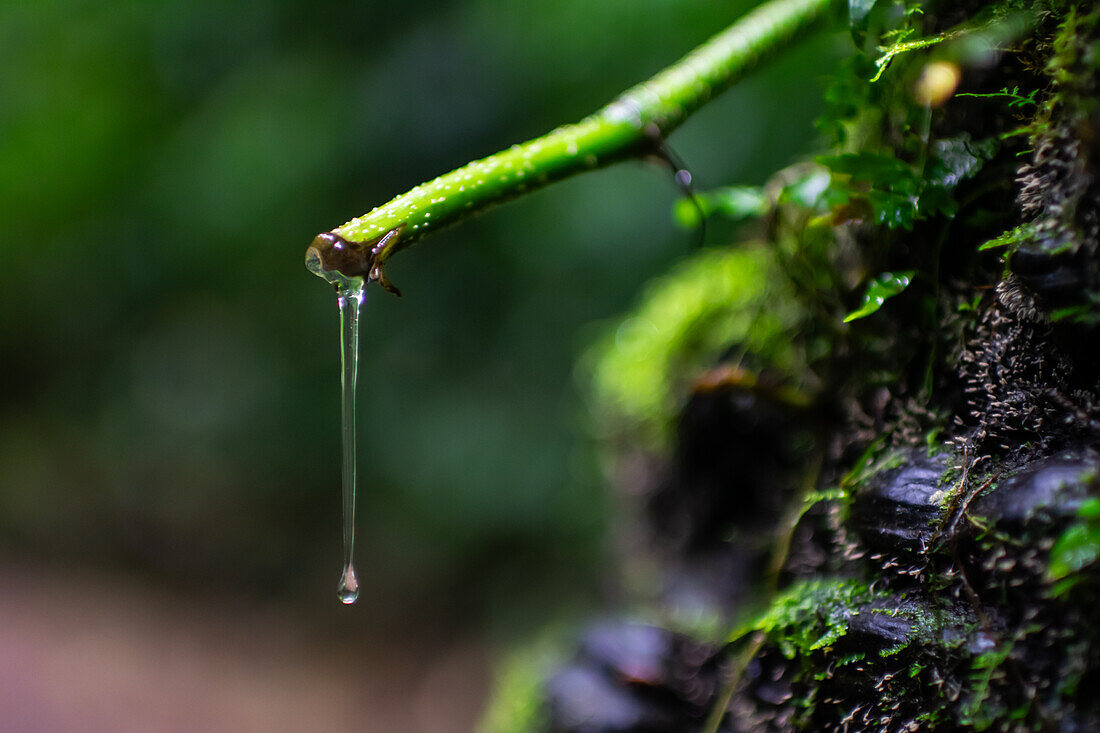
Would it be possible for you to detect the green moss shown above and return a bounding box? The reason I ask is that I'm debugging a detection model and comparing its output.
[550,3,1099,730]
[736,579,973,726]
[840,440,909,492]
[795,486,849,529]
[742,578,880,658]
[587,245,806,450]
[1047,6,1100,94]
[960,641,1017,731]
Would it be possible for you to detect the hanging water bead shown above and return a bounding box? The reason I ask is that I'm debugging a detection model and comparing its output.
[305,236,370,604]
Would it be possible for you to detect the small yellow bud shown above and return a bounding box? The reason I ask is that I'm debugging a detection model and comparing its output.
[914,61,961,107]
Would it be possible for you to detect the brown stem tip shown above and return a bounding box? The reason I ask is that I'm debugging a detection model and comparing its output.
[305,228,403,296]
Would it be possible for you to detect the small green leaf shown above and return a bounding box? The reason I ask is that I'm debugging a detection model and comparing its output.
[672,186,767,229]
[778,169,833,210]
[848,0,909,48]
[867,190,917,228]
[709,186,768,220]
[673,197,707,229]
[1048,524,1100,581]
[1080,497,1100,520]
[1047,497,1100,595]
[819,152,915,186]
[927,135,998,190]
[978,222,1036,252]
[1050,304,1090,322]
[1050,300,1100,326]
[844,270,915,322]
[957,294,983,312]
[957,86,1039,108]
[871,26,952,83]
[848,0,878,25]
[917,186,957,219]
[978,231,1016,251]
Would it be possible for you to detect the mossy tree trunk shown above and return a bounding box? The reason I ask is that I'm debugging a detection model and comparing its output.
[535,2,1100,732]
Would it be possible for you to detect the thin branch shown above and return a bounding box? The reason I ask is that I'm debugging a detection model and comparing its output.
[307,0,837,288]
[702,631,766,733]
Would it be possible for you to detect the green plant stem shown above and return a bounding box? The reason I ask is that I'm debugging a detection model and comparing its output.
[702,631,766,733]
[314,0,837,270]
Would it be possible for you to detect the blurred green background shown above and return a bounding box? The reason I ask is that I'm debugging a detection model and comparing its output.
[0,0,839,728]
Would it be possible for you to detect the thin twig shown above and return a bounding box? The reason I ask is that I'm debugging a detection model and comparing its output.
[701,631,766,733]
[308,0,837,284]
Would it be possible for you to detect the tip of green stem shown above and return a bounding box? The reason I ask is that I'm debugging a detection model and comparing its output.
[306,242,365,293]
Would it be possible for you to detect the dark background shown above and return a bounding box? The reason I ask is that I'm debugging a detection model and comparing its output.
[0,1,839,729]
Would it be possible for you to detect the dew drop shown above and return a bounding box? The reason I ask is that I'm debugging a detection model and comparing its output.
[305,246,368,606]
[338,562,359,604]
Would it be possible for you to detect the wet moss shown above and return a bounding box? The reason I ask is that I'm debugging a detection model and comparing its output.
[746,578,880,658]
[587,245,808,453]
[533,2,1100,731]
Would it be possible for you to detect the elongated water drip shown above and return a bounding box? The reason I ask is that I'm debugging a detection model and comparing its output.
[306,246,366,605]
[336,279,364,604]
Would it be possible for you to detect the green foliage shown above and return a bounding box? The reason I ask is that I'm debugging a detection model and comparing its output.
[926,134,1000,191]
[818,134,996,230]
[1048,497,1100,596]
[673,186,768,229]
[848,0,924,51]
[957,85,1040,109]
[817,152,920,229]
[588,246,805,450]
[846,0,881,27]
[478,647,552,733]
[864,2,1037,87]
[977,222,1036,252]
[1050,299,1100,326]
[673,167,833,229]
[841,441,909,490]
[960,641,1017,730]
[871,26,949,83]
[844,270,914,322]
[1047,6,1100,91]
[827,442,912,524]
[778,167,834,210]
